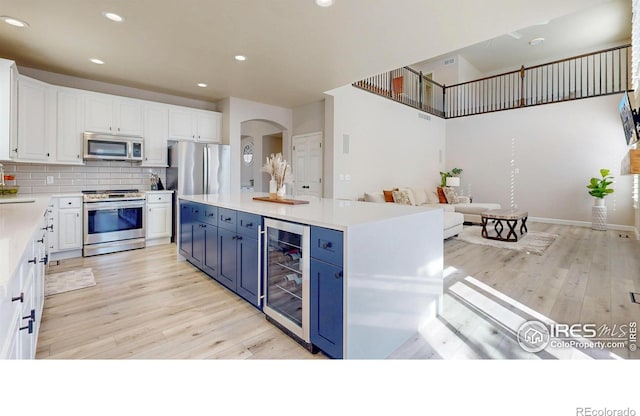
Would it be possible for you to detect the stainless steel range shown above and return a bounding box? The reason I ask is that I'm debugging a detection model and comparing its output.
[82,189,146,256]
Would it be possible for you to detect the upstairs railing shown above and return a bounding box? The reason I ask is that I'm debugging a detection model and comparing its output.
[353,67,445,117]
[353,44,631,119]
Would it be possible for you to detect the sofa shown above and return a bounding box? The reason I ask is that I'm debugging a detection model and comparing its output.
[362,187,502,238]
[362,189,464,239]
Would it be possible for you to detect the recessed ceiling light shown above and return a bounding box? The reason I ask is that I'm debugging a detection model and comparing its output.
[197,83,207,88]
[529,37,544,46]
[90,58,105,65]
[102,12,125,22]
[315,0,335,7]
[234,55,247,61]
[1,16,29,28]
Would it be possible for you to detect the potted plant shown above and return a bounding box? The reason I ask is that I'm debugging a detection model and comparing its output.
[586,168,614,230]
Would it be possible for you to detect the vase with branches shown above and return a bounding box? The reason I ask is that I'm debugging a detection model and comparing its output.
[262,153,293,199]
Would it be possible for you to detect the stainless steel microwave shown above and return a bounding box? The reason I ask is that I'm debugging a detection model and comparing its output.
[83,132,144,161]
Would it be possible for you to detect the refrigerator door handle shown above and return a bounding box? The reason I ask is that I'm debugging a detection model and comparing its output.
[203,145,208,194]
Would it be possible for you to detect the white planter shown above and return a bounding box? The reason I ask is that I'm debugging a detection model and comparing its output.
[592,198,607,231]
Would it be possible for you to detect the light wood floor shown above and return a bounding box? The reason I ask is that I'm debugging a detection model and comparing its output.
[37,223,640,359]
[392,222,640,359]
[37,245,325,359]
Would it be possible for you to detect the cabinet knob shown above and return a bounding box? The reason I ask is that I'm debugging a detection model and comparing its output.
[77,154,80,158]
[27,257,37,264]
[321,242,332,249]
[12,147,17,153]
[11,292,24,303]
[334,271,343,279]
[39,256,48,264]
[37,238,44,244]
[46,153,50,157]
[68,202,72,205]
[245,222,253,227]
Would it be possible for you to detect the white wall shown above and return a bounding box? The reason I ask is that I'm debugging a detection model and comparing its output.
[218,97,292,192]
[292,100,325,136]
[446,93,635,227]
[411,54,482,87]
[326,85,446,200]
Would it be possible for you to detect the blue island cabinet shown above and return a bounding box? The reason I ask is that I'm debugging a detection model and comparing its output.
[310,226,344,359]
[179,202,219,277]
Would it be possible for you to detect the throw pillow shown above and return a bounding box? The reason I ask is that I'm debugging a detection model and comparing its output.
[364,192,386,203]
[426,190,440,204]
[436,187,448,204]
[392,190,412,205]
[382,189,397,202]
[411,188,428,205]
[442,186,459,204]
[398,188,417,206]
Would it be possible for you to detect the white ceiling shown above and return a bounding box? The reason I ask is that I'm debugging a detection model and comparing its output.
[0,0,616,108]
[414,0,631,76]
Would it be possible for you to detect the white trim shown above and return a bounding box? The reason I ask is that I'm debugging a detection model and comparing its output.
[528,216,638,233]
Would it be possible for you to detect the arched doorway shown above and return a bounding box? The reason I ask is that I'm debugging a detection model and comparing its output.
[240,119,285,193]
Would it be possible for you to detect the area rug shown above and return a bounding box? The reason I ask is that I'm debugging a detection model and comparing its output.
[45,268,96,296]
[453,226,558,255]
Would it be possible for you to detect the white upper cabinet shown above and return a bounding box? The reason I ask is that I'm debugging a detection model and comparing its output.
[142,103,169,167]
[169,106,220,143]
[168,107,195,141]
[17,76,56,162]
[84,92,143,136]
[0,58,18,161]
[196,110,220,143]
[56,88,84,164]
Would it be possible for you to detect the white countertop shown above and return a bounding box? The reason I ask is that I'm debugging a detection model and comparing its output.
[180,193,440,231]
[0,195,51,290]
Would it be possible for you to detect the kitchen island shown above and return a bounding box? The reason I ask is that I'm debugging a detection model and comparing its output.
[179,193,443,359]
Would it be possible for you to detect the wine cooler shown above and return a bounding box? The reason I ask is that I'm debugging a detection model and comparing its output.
[262,218,312,349]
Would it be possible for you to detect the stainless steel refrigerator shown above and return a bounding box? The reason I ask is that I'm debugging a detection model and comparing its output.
[167,141,230,240]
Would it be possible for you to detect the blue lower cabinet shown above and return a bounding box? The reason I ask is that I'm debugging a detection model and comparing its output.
[310,258,344,359]
[179,202,194,258]
[202,223,218,277]
[192,222,205,267]
[236,235,259,306]
[217,227,238,291]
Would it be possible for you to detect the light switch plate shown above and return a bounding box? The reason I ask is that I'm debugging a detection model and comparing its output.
[46,176,54,184]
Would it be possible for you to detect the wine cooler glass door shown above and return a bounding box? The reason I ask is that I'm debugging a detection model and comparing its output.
[263,219,310,343]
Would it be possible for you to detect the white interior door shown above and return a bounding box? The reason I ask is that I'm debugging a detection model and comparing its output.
[292,132,323,198]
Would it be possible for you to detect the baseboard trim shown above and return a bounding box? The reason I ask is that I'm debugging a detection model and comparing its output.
[528,216,637,233]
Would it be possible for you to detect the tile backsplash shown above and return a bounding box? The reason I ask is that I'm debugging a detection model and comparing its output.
[1,161,167,194]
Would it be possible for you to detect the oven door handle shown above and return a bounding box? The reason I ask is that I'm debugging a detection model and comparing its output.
[84,201,145,211]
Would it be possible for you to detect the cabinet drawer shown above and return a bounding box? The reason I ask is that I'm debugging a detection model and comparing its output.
[237,212,262,238]
[202,206,218,226]
[57,197,81,209]
[217,208,237,231]
[147,193,172,204]
[310,227,343,266]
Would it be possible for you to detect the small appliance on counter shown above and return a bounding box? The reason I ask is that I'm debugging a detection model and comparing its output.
[0,163,19,195]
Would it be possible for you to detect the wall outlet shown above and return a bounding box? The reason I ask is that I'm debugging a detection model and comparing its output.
[345,174,351,181]
[46,176,54,184]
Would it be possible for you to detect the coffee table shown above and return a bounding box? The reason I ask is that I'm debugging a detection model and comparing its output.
[481,209,528,242]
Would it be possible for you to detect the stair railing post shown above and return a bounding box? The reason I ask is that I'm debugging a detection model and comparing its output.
[519,65,525,107]
[419,71,424,110]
